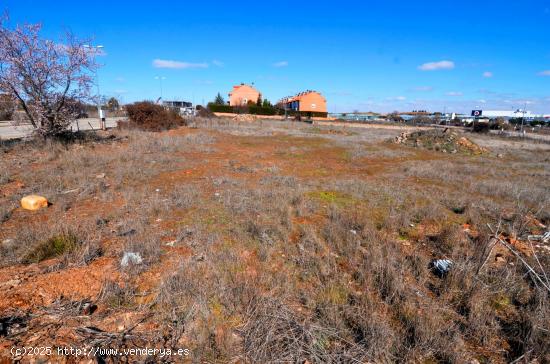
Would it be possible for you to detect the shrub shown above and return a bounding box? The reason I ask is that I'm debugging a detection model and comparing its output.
[22,232,79,264]
[472,121,490,133]
[126,101,187,131]
[207,103,233,113]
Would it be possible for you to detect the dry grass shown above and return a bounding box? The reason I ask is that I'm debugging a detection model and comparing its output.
[0,119,549,363]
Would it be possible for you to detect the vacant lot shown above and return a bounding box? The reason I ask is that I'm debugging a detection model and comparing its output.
[1,118,549,363]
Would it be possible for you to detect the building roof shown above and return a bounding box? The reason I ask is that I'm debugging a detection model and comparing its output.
[279,90,325,103]
[229,83,260,96]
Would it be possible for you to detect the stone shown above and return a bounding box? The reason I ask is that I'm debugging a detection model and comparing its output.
[21,195,48,211]
[95,173,106,179]
[1,238,14,248]
[120,252,143,267]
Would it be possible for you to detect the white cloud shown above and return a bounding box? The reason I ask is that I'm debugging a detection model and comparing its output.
[477,99,487,104]
[273,61,289,68]
[115,77,125,82]
[212,60,224,67]
[412,86,433,92]
[446,91,463,96]
[482,71,493,78]
[152,59,208,69]
[538,70,550,76]
[386,96,407,101]
[113,89,128,94]
[418,60,455,71]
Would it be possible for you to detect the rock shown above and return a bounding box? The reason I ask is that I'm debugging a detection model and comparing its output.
[495,255,506,263]
[1,238,14,248]
[120,252,143,267]
[20,195,48,211]
[496,153,504,158]
[81,302,97,315]
[95,173,106,179]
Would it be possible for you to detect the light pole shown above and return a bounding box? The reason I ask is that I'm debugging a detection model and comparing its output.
[520,103,527,136]
[155,76,166,102]
[84,44,105,130]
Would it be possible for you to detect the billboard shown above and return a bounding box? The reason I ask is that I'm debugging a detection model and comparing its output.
[471,110,482,117]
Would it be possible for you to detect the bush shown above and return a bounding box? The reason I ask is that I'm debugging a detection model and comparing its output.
[126,101,187,131]
[207,103,233,113]
[248,105,278,115]
[22,232,79,264]
[472,121,490,133]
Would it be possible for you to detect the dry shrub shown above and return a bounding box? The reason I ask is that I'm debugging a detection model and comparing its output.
[241,296,371,363]
[125,101,187,131]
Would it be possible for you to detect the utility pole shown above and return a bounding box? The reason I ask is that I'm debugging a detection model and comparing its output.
[155,76,166,101]
[520,103,527,136]
[84,44,105,130]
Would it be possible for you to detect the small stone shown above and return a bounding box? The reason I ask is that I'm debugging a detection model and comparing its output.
[1,238,14,248]
[496,153,504,158]
[95,173,106,179]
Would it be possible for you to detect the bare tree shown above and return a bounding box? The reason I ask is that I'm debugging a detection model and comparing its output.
[0,14,97,137]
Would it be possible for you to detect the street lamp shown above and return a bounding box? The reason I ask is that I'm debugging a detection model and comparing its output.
[155,76,166,102]
[84,44,105,130]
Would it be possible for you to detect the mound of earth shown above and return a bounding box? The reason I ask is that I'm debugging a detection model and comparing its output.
[233,114,257,122]
[394,129,488,154]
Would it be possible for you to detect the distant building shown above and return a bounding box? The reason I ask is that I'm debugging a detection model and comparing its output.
[279,91,327,114]
[229,84,261,106]
[471,109,544,120]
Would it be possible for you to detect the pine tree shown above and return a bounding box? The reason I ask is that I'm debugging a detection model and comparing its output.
[214,92,225,105]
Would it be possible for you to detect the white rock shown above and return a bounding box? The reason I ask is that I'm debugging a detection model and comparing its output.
[121,252,143,267]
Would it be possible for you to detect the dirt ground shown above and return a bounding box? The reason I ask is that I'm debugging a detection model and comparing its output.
[0,118,549,363]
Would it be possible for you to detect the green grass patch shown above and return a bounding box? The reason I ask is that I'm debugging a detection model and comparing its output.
[307,190,355,206]
[22,232,79,264]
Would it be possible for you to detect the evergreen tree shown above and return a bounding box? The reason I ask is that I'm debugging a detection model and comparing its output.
[257,95,262,106]
[214,92,225,105]
[262,99,272,108]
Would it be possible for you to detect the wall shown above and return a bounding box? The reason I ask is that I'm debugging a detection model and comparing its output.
[297,93,327,113]
[229,85,261,106]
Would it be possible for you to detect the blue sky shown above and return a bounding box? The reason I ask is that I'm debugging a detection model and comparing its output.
[4,0,550,113]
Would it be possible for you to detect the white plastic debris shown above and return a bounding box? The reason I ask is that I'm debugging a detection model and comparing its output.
[350,229,357,235]
[120,252,143,267]
[430,259,453,277]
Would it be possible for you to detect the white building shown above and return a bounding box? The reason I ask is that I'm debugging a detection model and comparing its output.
[472,109,544,119]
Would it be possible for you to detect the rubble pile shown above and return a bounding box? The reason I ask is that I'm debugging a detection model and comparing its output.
[232,114,257,122]
[394,129,488,154]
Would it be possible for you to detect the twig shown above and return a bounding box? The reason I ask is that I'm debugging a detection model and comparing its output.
[488,224,550,293]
